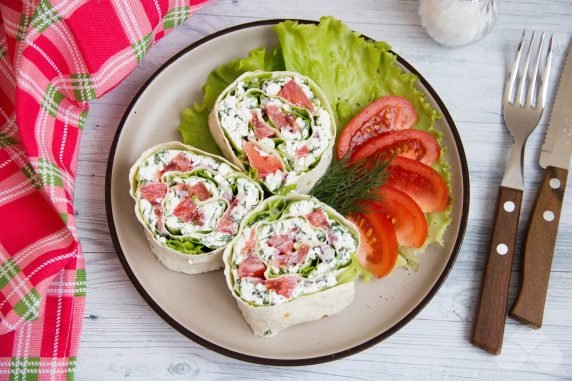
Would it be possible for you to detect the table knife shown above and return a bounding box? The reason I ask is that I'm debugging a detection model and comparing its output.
[510,44,572,329]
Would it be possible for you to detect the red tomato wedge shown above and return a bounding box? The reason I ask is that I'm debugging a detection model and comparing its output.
[243,141,284,178]
[337,96,418,159]
[350,129,440,165]
[386,156,449,213]
[375,185,428,248]
[349,211,398,278]
[278,80,314,112]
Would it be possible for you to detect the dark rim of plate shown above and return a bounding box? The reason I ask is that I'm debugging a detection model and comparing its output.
[105,19,470,366]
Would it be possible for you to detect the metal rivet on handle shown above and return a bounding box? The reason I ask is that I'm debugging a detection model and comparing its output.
[543,210,555,222]
[496,243,509,255]
[549,178,561,189]
[503,201,516,212]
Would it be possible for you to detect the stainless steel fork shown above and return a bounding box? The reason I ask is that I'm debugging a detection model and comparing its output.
[472,31,554,355]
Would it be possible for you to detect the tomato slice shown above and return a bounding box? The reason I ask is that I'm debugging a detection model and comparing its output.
[375,185,428,248]
[386,156,449,213]
[350,129,440,165]
[349,210,398,278]
[243,141,284,178]
[337,96,418,159]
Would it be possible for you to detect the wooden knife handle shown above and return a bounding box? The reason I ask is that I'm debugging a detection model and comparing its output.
[472,186,522,355]
[510,166,568,328]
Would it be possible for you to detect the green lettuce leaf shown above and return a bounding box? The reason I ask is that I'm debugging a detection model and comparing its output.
[273,17,439,133]
[245,197,288,227]
[273,17,450,269]
[338,258,371,284]
[165,237,206,255]
[178,16,452,272]
[178,47,283,155]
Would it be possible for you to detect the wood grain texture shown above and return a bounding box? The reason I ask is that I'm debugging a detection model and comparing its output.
[511,166,569,329]
[472,186,523,355]
[74,1,572,379]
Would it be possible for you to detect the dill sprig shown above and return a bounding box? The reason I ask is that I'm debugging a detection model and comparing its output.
[309,154,392,215]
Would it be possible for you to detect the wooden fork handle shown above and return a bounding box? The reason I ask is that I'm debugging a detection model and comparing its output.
[472,186,522,355]
[510,166,568,328]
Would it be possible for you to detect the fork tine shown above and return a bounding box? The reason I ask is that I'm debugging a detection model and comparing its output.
[538,33,554,109]
[526,32,545,107]
[505,31,526,104]
[516,31,536,106]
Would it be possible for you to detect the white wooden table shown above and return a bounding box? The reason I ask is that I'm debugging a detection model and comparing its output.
[75,1,572,379]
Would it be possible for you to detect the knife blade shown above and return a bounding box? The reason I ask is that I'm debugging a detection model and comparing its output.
[510,43,572,329]
[539,47,572,169]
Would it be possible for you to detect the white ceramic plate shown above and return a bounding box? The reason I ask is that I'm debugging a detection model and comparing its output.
[106,20,469,365]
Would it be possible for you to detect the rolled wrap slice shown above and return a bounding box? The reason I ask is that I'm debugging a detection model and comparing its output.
[209,71,336,195]
[224,194,360,337]
[129,142,264,274]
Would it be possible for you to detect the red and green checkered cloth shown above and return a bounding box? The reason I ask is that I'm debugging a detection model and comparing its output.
[0,1,209,379]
